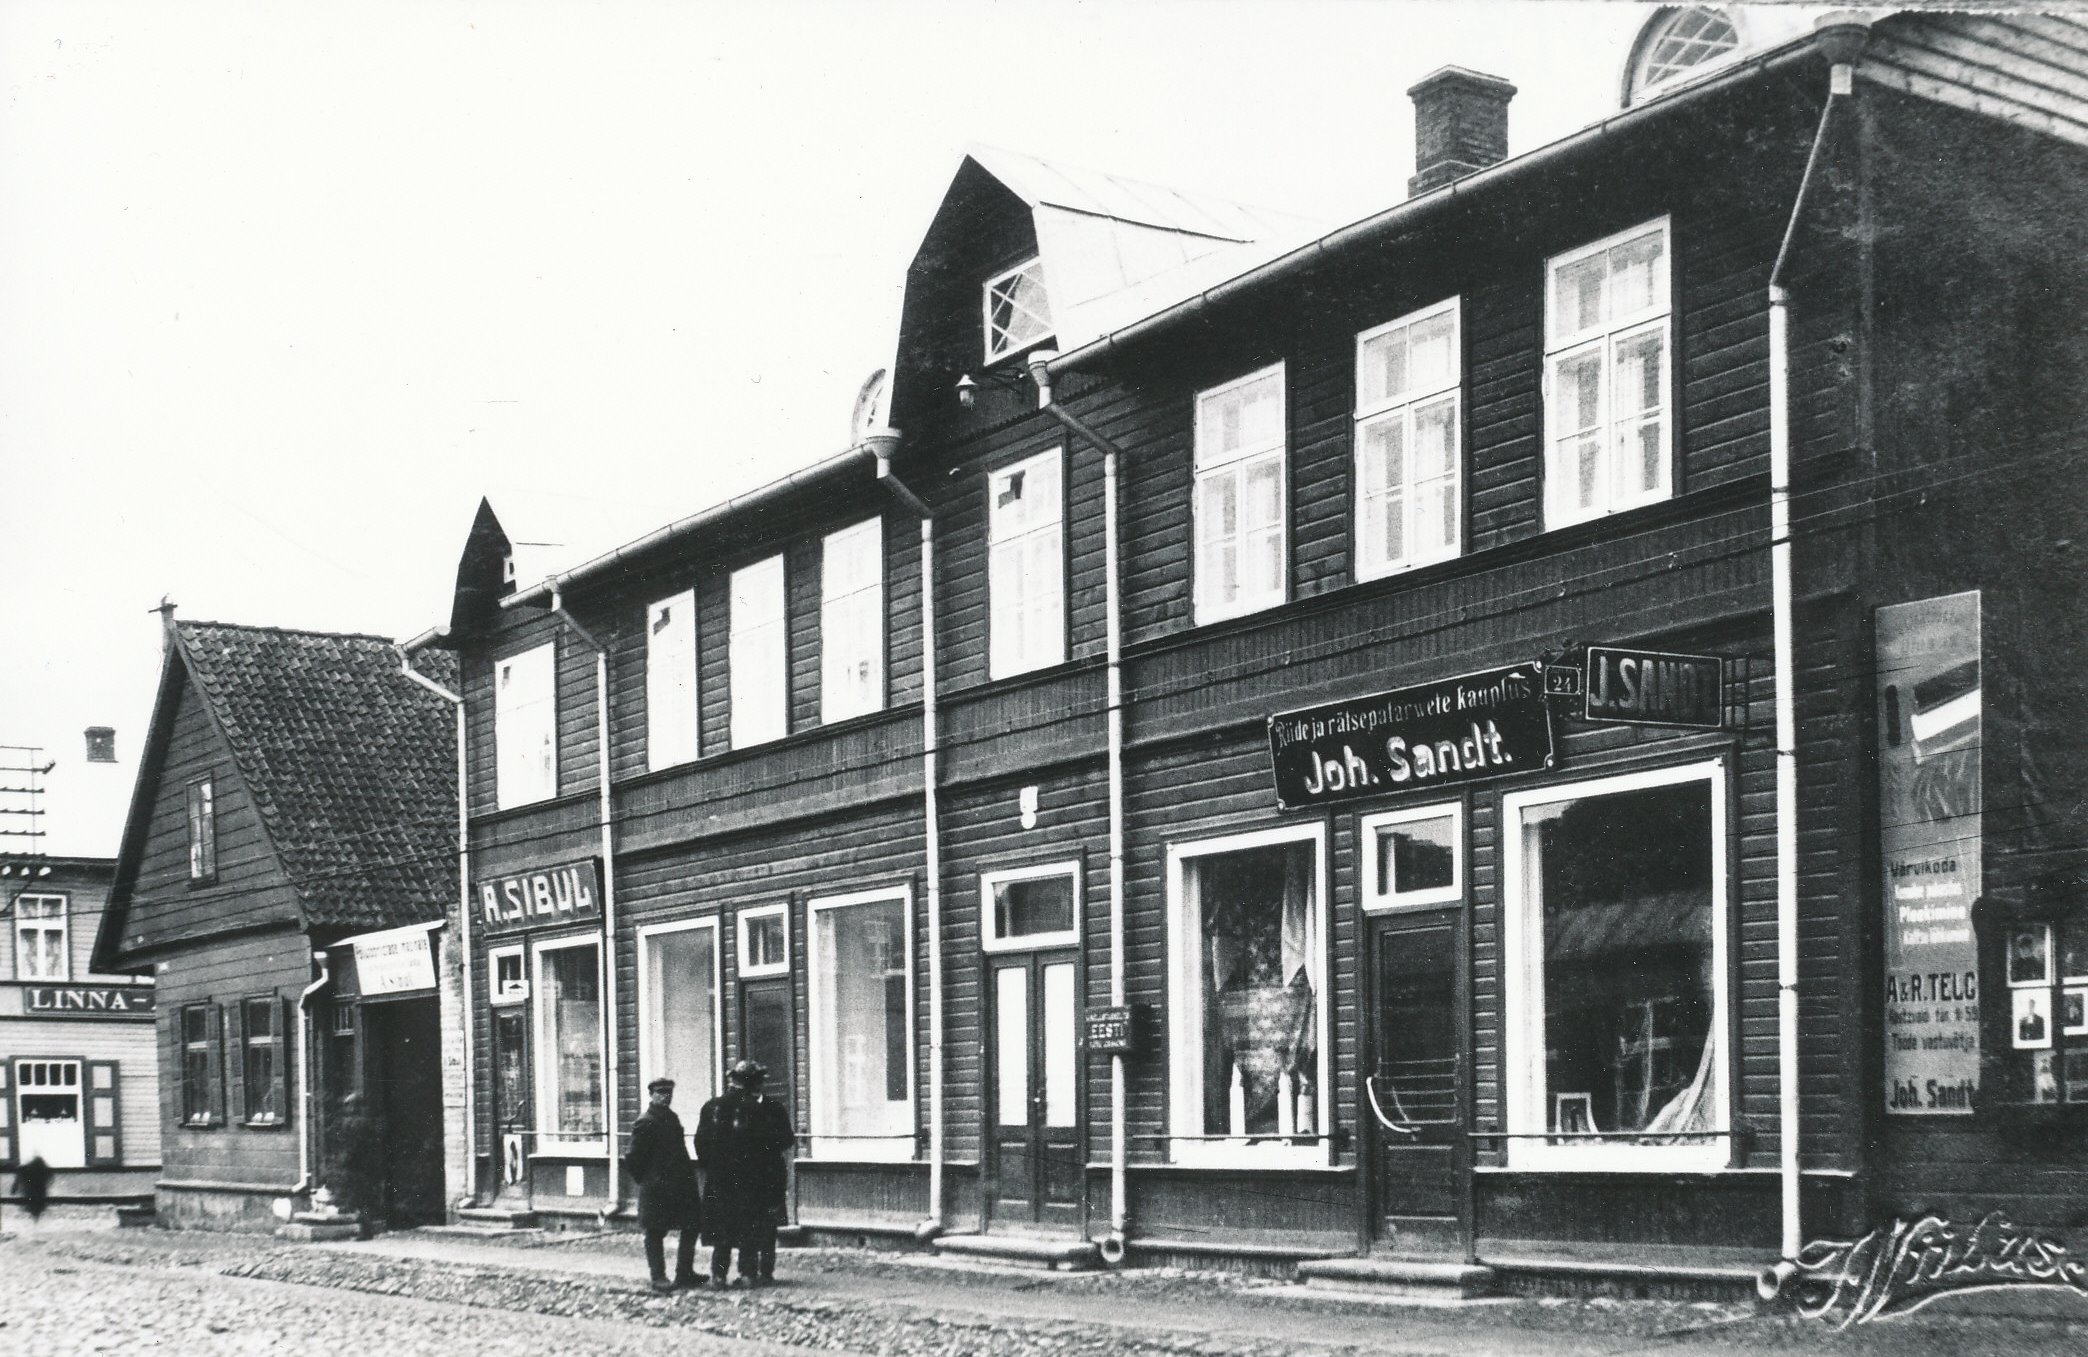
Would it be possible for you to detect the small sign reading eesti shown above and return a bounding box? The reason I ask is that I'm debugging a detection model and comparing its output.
[1267,664,1554,809]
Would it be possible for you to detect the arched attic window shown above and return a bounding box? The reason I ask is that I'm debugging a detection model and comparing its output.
[1624,7,1742,106]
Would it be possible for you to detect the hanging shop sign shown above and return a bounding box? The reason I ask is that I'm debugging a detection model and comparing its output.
[1083,1004,1147,1056]
[1267,664,1554,810]
[476,859,604,937]
[20,984,156,1019]
[350,922,440,996]
[1875,592,1982,1116]
[1582,647,1725,728]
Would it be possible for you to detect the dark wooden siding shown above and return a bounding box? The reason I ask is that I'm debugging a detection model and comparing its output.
[121,673,301,955]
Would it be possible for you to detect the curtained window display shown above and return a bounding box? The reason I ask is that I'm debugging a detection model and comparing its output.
[1169,827,1327,1165]
[809,891,913,1160]
[642,923,719,1111]
[1506,763,1727,1168]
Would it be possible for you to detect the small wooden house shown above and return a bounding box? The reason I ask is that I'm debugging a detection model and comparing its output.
[96,616,458,1230]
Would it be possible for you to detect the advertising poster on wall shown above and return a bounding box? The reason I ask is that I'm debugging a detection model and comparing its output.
[1876,591,1983,1116]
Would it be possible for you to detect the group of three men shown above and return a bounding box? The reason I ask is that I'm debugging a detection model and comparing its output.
[624,1058,795,1293]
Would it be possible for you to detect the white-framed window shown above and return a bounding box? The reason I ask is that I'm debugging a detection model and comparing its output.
[638,918,722,1111]
[821,519,885,723]
[806,886,914,1161]
[488,944,527,1005]
[987,448,1066,678]
[1355,299,1462,577]
[981,862,1080,952]
[1194,364,1288,624]
[13,894,68,981]
[729,556,788,748]
[1359,804,1464,911]
[532,935,606,1153]
[645,590,698,771]
[1501,759,1728,1171]
[240,995,283,1125]
[983,256,1052,364]
[1166,822,1330,1167]
[186,778,216,882]
[495,643,558,809]
[1625,7,1743,105]
[1544,218,1673,529]
[737,904,790,979]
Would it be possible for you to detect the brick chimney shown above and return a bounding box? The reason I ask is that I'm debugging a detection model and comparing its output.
[1408,66,1516,196]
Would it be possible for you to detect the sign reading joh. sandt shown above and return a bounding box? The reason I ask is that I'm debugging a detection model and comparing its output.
[477,859,604,937]
[1875,592,1982,1116]
[1268,664,1554,810]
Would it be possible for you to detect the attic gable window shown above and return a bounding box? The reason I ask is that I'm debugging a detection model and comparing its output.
[1627,7,1740,104]
[984,257,1053,364]
[186,778,217,883]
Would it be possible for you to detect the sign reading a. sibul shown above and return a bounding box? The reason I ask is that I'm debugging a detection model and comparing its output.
[1267,664,1554,810]
[477,859,603,936]
[1583,647,1724,729]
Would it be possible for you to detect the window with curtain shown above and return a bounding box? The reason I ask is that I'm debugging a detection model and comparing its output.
[537,942,604,1140]
[643,925,717,1110]
[242,997,280,1124]
[730,556,788,747]
[1544,219,1672,528]
[13,894,67,980]
[987,448,1066,679]
[1355,299,1462,577]
[494,644,557,808]
[821,518,885,723]
[810,892,911,1158]
[1510,767,1724,1165]
[645,590,698,770]
[1169,829,1325,1165]
[1194,365,1288,623]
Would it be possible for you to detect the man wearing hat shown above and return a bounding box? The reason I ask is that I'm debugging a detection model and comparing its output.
[625,1077,701,1292]
[695,1058,795,1287]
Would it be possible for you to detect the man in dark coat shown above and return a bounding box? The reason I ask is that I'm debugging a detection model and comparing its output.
[11,1155,53,1226]
[624,1077,701,1292]
[695,1059,794,1287]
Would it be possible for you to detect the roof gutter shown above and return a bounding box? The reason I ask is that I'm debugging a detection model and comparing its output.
[501,444,869,610]
[1048,27,1845,377]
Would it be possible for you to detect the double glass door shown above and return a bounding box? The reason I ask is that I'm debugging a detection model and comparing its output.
[988,952,1080,1231]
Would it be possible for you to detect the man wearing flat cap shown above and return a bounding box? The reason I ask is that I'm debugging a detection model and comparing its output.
[625,1076,701,1292]
[695,1058,794,1287]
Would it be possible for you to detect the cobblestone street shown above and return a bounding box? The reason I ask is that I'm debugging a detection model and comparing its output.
[8,1221,2088,1357]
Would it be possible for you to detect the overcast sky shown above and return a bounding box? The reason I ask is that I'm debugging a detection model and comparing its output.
[2,0,1767,853]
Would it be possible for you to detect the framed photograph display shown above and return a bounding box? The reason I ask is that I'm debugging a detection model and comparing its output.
[2063,987,2088,1037]
[2014,988,2054,1050]
[2008,924,2052,988]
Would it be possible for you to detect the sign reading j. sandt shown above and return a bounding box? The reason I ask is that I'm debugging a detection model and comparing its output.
[1876,592,1982,1116]
[1583,647,1724,728]
[1268,664,1554,809]
[477,859,603,936]
[21,985,156,1019]
[351,922,440,995]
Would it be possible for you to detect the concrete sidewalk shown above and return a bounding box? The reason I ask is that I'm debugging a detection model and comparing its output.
[328,1229,2088,1357]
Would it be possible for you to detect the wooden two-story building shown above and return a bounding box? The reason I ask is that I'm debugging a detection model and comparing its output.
[97,617,460,1230]
[420,9,2088,1287]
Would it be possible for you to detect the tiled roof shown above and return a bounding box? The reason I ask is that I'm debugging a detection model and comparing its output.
[175,620,458,932]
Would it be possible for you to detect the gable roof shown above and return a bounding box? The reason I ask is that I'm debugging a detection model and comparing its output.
[99,619,458,964]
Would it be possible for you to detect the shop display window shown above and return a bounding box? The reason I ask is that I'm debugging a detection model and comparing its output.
[1980,900,2088,1115]
[641,921,719,1109]
[1504,761,1728,1169]
[808,889,912,1159]
[534,939,604,1146]
[1167,824,1329,1166]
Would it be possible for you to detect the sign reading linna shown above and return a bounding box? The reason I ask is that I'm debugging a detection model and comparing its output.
[477,859,603,936]
[1268,664,1554,809]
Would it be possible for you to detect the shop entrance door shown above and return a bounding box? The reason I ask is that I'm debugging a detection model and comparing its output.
[15,1060,86,1168]
[986,952,1080,1232]
[365,997,446,1226]
[490,1006,532,1203]
[1365,910,1466,1254]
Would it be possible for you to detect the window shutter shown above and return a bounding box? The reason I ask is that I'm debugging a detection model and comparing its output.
[85,1061,121,1166]
[273,997,293,1127]
[205,1004,226,1126]
[161,1010,182,1126]
[227,1001,248,1124]
[0,1061,12,1165]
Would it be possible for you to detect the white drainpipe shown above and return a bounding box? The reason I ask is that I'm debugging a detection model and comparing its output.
[867,433,945,1238]
[398,636,473,1206]
[550,588,621,1211]
[295,950,334,1195]
[1761,26,1867,1290]
[1027,350,1129,1262]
